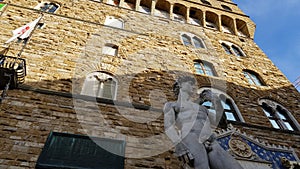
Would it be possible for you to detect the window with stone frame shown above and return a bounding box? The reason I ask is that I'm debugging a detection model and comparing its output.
[37,23,46,29]
[102,44,118,56]
[194,60,217,76]
[243,70,265,86]
[35,2,59,13]
[104,16,124,29]
[81,72,118,100]
[192,36,205,48]
[221,43,232,55]
[181,34,192,46]
[201,0,211,6]
[36,132,126,169]
[181,33,206,49]
[231,45,244,56]
[198,88,244,127]
[220,41,245,56]
[259,99,300,131]
[221,5,232,11]
[220,95,241,121]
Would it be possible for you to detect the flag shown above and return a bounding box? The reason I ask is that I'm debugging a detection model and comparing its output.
[0,3,6,11]
[5,16,42,44]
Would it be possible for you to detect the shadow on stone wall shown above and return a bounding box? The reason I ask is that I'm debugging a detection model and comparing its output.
[1,70,300,160]
[12,69,299,113]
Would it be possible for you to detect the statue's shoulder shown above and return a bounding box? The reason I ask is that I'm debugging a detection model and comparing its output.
[198,104,209,113]
[163,102,176,113]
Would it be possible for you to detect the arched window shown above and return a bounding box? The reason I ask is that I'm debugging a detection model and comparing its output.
[243,70,265,86]
[81,72,118,100]
[220,41,245,56]
[221,5,232,11]
[104,16,124,29]
[102,44,118,56]
[201,0,211,6]
[194,60,217,76]
[221,43,232,55]
[181,33,206,49]
[193,37,205,48]
[231,45,244,56]
[36,2,59,13]
[259,99,300,131]
[181,34,192,46]
[198,88,244,127]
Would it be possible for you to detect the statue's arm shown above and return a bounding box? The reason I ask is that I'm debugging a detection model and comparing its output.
[199,90,224,127]
[164,102,181,143]
[212,96,224,126]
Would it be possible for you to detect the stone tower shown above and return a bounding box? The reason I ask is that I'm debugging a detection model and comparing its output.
[0,0,299,168]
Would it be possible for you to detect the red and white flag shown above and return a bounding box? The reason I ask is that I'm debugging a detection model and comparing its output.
[5,16,42,44]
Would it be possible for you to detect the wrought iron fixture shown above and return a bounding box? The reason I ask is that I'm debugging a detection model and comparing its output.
[0,55,26,102]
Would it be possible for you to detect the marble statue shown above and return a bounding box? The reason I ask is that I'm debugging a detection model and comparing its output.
[164,76,243,169]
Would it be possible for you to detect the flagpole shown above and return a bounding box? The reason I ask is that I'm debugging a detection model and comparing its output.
[17,13,44,58]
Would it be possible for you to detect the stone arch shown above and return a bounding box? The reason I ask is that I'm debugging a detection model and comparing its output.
[197,87,245,127]
[154,0,170,18]
[205,11,219,30]
[173,3,187,23]
[243,69,265,86]
[258,98,300,131]
[189,7,203,26]
[81,71,118,100]
[139,0,151,14]
[236,19,250,37]
[221,15,234,34]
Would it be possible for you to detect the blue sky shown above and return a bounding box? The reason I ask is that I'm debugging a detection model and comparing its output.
[232,0,300,90]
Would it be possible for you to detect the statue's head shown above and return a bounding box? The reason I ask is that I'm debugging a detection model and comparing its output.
[173,76,196,96]
[199,89,213,100]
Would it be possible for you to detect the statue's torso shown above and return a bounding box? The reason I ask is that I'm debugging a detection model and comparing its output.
[174,101,210,137]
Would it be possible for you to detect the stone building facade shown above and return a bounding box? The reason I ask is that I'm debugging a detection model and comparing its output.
[0,0,299,168]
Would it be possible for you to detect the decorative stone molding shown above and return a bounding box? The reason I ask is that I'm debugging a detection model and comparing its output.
[229,135,253,158]
[281,157,300,169]
[216,124,300,169]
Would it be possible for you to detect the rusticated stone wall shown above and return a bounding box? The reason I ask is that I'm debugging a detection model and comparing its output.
[0,0,299,168]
